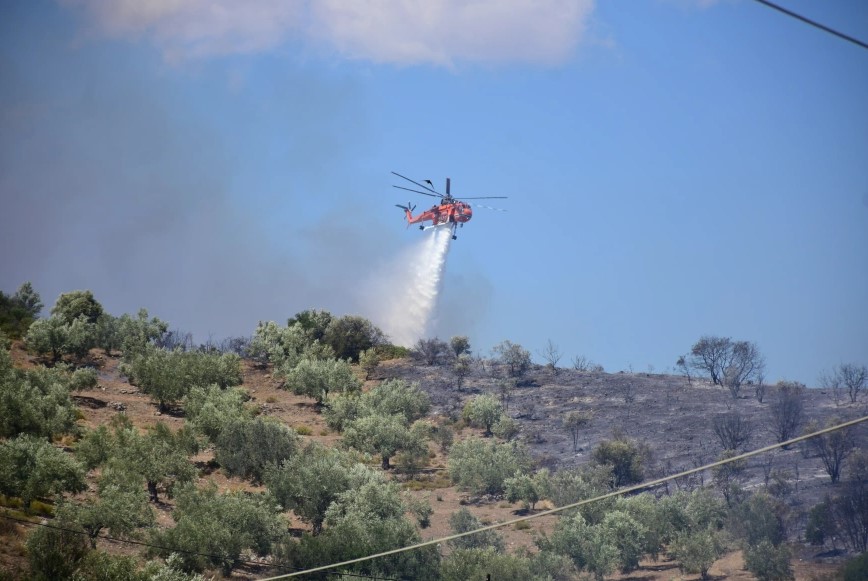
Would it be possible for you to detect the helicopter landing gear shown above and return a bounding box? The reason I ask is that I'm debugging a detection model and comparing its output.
[452,235,457,240]
[419,225,424,230]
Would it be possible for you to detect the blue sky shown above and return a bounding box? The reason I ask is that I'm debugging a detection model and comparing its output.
[1,0,866,384]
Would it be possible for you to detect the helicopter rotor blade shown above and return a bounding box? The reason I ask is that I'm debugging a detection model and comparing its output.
[457,196,508,200]
[391,171,441,195]
[473,204,507,212]
[392,185,442,198]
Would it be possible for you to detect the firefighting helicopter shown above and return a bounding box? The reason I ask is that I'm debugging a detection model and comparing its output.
[392,171,507,240]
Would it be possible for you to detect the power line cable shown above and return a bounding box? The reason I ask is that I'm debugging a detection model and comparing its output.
[0,513,403,581]
[260,414,868,580]
[751,0,868,51]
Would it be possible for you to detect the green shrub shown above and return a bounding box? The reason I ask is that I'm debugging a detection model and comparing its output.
[743,540,793,581]
[839,552,868,581]
[448,508,504,551]
[25,513,90,581]
[69,367,98,391]
[448,438,531,495]
[591,436,647,487]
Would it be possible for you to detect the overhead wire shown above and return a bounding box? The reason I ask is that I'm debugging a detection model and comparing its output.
[750,0,868,51]
[259,414,868,580]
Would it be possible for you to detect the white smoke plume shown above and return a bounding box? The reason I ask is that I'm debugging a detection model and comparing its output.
[361,224,453,347]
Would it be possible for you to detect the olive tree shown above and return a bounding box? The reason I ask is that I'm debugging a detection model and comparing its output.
[462,394,504,436]
[563,411,592,453]
[358,347,380,379]
[116,309,168,357]
[449,335,471,357]
[493,340,532,378]
[128,423,199,503]
[24,316,69,362]
[59,466,154,546]
[152,483,284,575]
[322,314,386,362]
[543,512,619,581]
[183,384,250,443]
[0,351,78,438]
[265,443,361,534]
[283,475,440,581]
[448,438,532,495]
[448,508,504,551]
[123,347,243,411]
[51,290,104,324]
[505,469,551,511]
[342,414,426,470]
[325,379,429,431]
[25,513,90,580]
[0,434,86,507]
[283,357,361,404]
[215,417,299,482]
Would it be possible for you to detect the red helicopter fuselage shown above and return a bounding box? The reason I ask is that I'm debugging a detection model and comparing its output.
[402,198,473,228]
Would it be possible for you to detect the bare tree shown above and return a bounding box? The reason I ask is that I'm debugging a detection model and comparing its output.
[451,354,472,390]
[768,381,805,448]
[572,355,592,372]
[676,354,693,385]
[722,341,765,399]
[689,336,732,385]
[807,418,856,484]
[819,369,844,407]
[713,450,747,507]
[496,379,515,412]
[412,337,449,366]
[688,336,763,394]
[839,363,868,404]
[712,411,753,452]
[618,381,637,404]
[754,369,767,403]
[538,339,562,373]
[563,411,592,453]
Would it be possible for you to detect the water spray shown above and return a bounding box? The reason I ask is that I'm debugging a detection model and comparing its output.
[362,224,452,346]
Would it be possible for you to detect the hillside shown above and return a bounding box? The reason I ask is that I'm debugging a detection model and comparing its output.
[2,333,865,580]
